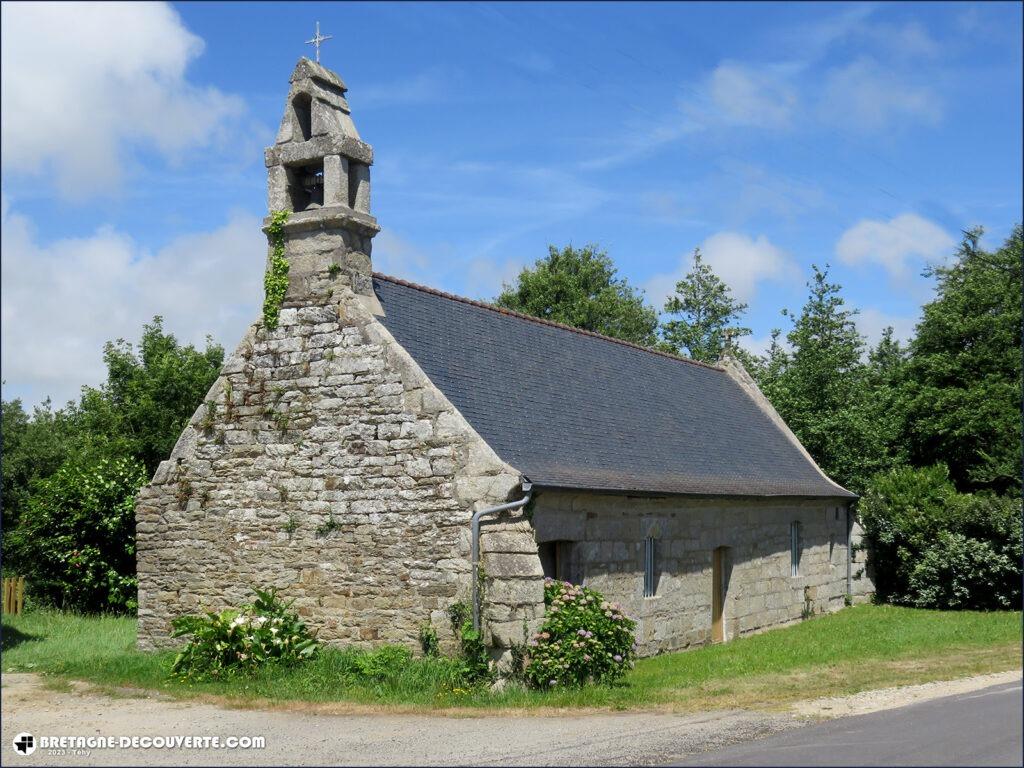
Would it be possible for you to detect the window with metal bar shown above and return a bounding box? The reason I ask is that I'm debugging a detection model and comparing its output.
[644,536,658,597]
[790,521,802,577]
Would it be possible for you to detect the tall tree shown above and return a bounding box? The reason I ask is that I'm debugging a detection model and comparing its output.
[495,244,660,347]
[759,265,886,493]
[865,327,909,467]
[902,225,1022,494]
[1,398,78,530]
[75,316,225,474]
[2,317,224,608]
[660,249,751,364]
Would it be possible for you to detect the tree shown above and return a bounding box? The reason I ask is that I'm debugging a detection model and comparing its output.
[76,316,225,474]
[859,464,1021,609]
[660,249,751,364]
[5,454,146,612]
[495,244,660,347]
[1,398,79,532]
[901,226,1022,494]
[758,265,886,493]
[1,317,223,609]
[865,327,909,468]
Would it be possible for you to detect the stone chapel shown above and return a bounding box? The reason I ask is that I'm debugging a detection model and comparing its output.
[135,58,872,660]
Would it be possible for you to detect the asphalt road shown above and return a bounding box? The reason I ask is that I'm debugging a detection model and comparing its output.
[672,680,1023,767]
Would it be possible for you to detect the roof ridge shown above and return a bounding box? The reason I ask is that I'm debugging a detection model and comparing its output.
[372,272,724,372]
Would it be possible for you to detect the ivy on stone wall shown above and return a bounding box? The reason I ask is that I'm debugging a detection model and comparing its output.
[262,210,290,330]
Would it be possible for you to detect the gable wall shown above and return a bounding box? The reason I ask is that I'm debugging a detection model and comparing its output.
[532,491,873,656]
[135,285,534,652]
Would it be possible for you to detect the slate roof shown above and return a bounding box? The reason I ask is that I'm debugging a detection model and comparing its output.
[372,274,856,499]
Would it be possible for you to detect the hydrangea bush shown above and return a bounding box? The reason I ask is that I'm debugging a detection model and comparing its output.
[170,588,319,680]
[524,579,637,688]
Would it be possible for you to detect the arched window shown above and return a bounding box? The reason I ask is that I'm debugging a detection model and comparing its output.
[292,93,312,141]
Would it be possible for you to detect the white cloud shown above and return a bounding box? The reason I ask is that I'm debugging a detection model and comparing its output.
[372,230,434,285]
[0,2,246,199]
[580,62,799,172]
[739,331,789,360]
[856,307,918,347]
[645,231,799,308]
[836,213,954,278]
[1,200,264,406]
[356,70,448,109]
[872,21,940,58]
[705,62,799,129]
[819,57,942,133]
[511,51,554,75]
[464,257,524,301]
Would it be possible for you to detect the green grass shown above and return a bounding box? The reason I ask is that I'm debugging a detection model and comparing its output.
[3,605,1020,713]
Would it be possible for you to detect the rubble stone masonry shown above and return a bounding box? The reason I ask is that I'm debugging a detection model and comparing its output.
[135,277,542,654]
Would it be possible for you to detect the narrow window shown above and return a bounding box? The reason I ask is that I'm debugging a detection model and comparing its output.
[643,536,659,597]
[790,521,802,577]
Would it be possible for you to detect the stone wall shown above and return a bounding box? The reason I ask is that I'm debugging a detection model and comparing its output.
[135,279,538,653]
[532,490,873,656]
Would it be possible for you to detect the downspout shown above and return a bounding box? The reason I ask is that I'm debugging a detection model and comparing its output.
[471,481,533,632]
[846,503,853,599]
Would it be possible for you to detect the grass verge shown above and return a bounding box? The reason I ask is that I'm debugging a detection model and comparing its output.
[2,604,1020,713]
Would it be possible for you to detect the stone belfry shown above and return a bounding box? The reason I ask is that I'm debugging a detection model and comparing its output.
[265,58,379,298]
[136,54,530,656]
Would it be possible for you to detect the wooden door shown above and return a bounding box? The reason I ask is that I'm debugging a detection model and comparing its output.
[712,546,727,643]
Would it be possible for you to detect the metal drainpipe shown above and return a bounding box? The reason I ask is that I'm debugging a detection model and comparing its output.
[846,504,853,599]
[471,481,533,632]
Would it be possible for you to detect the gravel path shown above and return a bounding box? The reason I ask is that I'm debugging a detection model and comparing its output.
[791,669,1022,719]
[3,671,1017,766]
[0,674,796,766]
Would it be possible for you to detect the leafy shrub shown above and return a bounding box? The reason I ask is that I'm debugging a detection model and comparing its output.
[5,455,146,612]
[909,532,1022,610]
[860,464,1022,609]
[524,579,637,688]
[170,588,318,680]
[418,624,440,657]
[447,601,492,684]
[352,644,412,681]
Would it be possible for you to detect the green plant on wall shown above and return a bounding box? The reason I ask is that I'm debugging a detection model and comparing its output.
[263,210,290,330]
[447,600,492,683]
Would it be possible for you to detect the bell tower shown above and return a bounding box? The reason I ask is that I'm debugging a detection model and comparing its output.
[264,58,380,297]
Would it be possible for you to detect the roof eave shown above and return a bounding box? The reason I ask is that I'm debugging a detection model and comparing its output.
[524,480,858,501]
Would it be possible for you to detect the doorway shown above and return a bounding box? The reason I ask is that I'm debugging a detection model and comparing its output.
[538,540,580,584]
[712,546,730,643]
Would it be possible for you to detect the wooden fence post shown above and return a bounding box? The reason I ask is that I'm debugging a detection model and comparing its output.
[2,577,26,616]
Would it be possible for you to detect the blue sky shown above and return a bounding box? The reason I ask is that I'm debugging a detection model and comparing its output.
[2,1,1021,406]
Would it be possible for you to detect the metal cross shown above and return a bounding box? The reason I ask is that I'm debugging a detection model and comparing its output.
[305,21,332,64]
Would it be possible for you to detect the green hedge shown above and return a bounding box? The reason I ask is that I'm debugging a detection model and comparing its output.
[859,464,1021,609]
